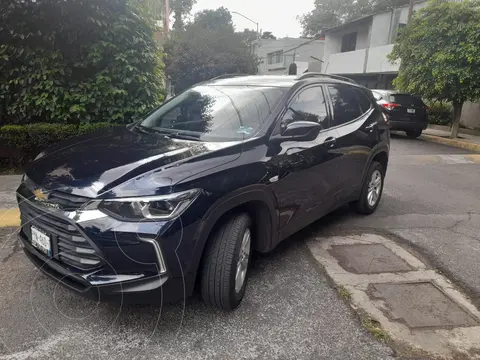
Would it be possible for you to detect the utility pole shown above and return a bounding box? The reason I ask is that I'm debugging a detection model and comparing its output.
[164,0,170,36]
[407,0,414,22]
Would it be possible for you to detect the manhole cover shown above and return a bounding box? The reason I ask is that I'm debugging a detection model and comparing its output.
[329,244,413,274]
[369,282,479,328]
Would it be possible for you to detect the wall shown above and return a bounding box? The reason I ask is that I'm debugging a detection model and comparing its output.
[369,12,392,47]
[460,102,480,130]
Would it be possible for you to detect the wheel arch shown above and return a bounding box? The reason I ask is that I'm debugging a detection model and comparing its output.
[189,185,279,286]
[361,145,389,185]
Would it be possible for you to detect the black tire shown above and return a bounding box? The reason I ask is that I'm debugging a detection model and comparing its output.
[200,213,252,310]
[354,161,384,215]
[405,129,422,138]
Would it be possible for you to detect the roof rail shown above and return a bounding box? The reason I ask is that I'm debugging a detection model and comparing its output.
[209,73,250,81]
[296,72,357,84]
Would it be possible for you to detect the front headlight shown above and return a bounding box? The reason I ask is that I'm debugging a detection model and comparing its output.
[98,189,201,221]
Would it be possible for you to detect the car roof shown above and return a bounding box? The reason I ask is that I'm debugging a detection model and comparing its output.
[206,75,359,88]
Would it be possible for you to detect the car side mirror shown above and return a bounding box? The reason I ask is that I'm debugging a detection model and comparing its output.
[270,121,322,143]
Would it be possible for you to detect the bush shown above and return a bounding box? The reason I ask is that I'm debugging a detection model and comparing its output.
[0,123,119,167]
[427,101,453,126]
[0,0,164,125]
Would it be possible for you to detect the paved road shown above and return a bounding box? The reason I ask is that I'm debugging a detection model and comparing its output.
[0,135,479,359]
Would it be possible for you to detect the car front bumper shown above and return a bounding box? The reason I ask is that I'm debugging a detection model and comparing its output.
[16,187,202,304]
[19,227,190,304]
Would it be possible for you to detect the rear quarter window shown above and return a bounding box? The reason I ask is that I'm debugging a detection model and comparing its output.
[353,88,373,113]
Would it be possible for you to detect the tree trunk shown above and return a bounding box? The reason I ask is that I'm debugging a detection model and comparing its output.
[173,9,183,31]
[451,101,463,138]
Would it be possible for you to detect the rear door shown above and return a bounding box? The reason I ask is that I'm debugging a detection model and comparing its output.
[387,93,427,123]
[326,84,382,200]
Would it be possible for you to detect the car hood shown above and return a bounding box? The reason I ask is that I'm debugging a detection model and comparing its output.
[25,125,242,198]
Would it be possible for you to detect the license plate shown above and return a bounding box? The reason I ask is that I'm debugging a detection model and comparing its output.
[407,108,416,114]
[31,226,51,257]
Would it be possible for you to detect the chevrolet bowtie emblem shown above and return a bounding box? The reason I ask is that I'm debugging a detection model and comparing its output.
[33,188,48,202]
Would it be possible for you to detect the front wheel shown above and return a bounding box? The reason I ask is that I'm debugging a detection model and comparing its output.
[405,129,422,138]
[354,161,384,215]
[200,213,252,310]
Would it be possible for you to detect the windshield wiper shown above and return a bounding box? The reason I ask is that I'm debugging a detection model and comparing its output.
[167,132,201,141]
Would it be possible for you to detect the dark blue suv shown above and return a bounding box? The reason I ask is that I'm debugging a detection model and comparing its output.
[17,74,390,310]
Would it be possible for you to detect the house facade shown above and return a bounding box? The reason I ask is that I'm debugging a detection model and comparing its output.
[321,1,429,89]
[252,38,325,75]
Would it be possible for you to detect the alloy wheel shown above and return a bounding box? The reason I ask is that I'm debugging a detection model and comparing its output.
[235,228,251,293]
[367,170,382,207]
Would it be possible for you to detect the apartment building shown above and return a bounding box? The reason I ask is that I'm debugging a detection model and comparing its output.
[252,38,325,75]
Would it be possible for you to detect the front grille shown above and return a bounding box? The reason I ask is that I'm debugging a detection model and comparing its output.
[19,200,102,272]
[17,182,90,212]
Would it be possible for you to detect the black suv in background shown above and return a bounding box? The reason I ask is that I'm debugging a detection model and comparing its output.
[17,74,390,310]
[372,89,428,138]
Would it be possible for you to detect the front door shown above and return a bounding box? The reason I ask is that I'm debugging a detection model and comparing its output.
[268,85,340,239]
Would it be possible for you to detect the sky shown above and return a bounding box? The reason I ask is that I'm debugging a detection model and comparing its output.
[190,0,315,38]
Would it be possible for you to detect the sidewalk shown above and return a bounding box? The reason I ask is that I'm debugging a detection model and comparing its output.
[422,126,480,152]
[0,175,21,227]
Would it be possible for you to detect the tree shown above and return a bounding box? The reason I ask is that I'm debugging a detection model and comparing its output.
[389,0,480,138]
[299,0,410,37]
[164,7,258,92]
[261,31,276,40]
[171,0,197,31]
[240,29,259,46]
[0,0,164,125]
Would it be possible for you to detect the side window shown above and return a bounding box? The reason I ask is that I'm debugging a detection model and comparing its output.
[354,88,373,113]
[283,86,329,129]
[328,85,363,127]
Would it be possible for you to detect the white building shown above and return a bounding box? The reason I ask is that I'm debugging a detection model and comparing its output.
[321,0,479,129]
[321,1,429,89]
[252,38,325,75]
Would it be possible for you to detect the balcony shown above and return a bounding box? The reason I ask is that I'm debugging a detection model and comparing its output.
[324,45,400,75]
[324,49,367,75]
[366,44,399,73]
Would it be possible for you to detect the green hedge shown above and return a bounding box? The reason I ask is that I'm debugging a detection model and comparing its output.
[0,123,120,167]
[427,101,453,126]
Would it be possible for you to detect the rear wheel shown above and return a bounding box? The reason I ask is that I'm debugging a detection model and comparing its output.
[200,213,252,310]
[354,161,384,215]
[405,129,422,138]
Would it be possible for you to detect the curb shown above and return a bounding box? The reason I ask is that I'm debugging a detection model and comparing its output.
[421,134,480,152]
[0,208,20,227]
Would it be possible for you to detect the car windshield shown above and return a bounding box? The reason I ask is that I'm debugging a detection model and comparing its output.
[140,85,286,141]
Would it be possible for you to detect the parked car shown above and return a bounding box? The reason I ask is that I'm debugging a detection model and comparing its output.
[17,74,390,310]
[372,89,428,138]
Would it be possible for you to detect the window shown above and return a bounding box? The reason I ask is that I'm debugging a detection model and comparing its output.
[389,94,424,107]
[353,88,372,113]
[141,85,286,141]
[328,85,364,126]
[282,86,329,129]
[341,32,357,53]
[267,50,283,65]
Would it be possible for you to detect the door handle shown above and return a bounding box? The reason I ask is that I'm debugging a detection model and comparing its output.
[324,137,336,148]
[365,122,376,131]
